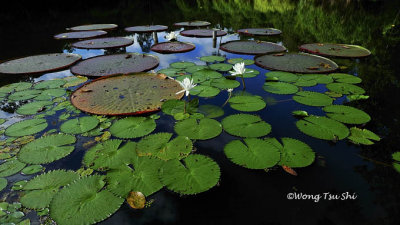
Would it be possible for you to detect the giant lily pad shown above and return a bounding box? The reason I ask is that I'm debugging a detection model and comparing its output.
[159,154,220,195]
[151,42,195,53]
[263,82,298,95]
[224,138,280,169]
[174,21,211,27]
[5,119,48,137]
[174,118,222,140]
[50,175,123,225]
[180,29,227,37]
[326,83,365,95]
[323,105,371,124]
[60,117,99,134]
[54,30,107,39]
[109,117,156,139]
[70,53,159,77]
[18,134,76,164]
[72,37,134,49]
[254,53,338,73]
[299,43,371,58]
[229,95,266,112]
[222,114,271,138]
[0,53,81,74]
[71,73,183,115]
[68,24,118,31]
[293,91,333,106]
[125,25,168,33]
[296,115,349,140]
[220,40,286,55]
[0,159,26,177]
[237,28,282,36]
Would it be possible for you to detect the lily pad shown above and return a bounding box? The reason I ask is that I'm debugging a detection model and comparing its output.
[0,159,26,177]
[18,134,76,164]
[125,25,168,33]
[224,138,280,169]
[71,73,183,115]
[0,82,32,94]
[209,63,233,72]
[190,85,220,97]
[63,75,88,87]
[34,80,66,89]
[197,105,224,118]
[199,55,226,63]
[296,115,349,140]
[70,53,159,77]
[159,154,220,195]
[237,28,282,36]
[348,127,380,145]
[151,42,195,53]
[229,95,266,112]
[293,91,333,106]
[293,76,317,87]
[170,61,196,69]
[220,40,286,55]
[174,118,222,140]
[0,53,82,74]
[68,24,118,31]
[109,117,156,139]
[300,74,333,84]
[299,43,371,58]
[0,178,7,191]
[326,83,366,95]
[180,29,227,37]
[54,30,107,39]
[254,53,339,73]
[192,69,223,80]
[185,65,207,73]
[8,89,41,101]
[222,114,271,137]
[329,73,362,84]
[323,105,371,124]
[5,119,48,137]
[157,68,185,77]
[174,21,211,27]
[72,37,134,49]
[263,82,298,95]
[265,71,298,82]
[50,175,123,225]
[60,117,99,134]
[16,101,53,115]
[34,88,66,100]
[210,77,240,89]
[161,99,198,115]
[242,69,260,78]
[227,58,254,65]
[21,165,44,175]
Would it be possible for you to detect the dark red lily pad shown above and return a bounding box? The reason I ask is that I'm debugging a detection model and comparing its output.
[71,73,184,115]
[151,42,195,54]
[72,37,134,49]
[174,21,211,27]
[67,24,118,31]
[254,53,338,74]
[0,53,82,75]
[125,25,168,33]
[54,30,107,39]
[180,29,227,38]
[299,43,371,58]
[70,53,159,77]
[237,28,282,36]
[220,40,286,55]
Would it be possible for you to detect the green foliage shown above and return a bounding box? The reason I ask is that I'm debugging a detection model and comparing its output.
[170,61,196,69]
[296,115,349,140]
[162,99,198,115]
[326,83,366,95]
[60,116,99,134]
[323,105,371,124]
[293,76,318,87]
[241,69,260,78]
[197,104,224,118]
[329,73,362,84]
[5,118,48,137]
[210,78,240,89]
[229,95,266,112]
[63,75,88,88]
[16,101,53,115]
[34,80,66,89]
[292,110,309,117]
[109,117,156,139]
[346,94,369,102]
[34,88,66,100]
[0,178,7,191]
[8,89,41,101]
[0,159,26,177]
[222,114,271,137]
[392,152,400,173]
[227,58,254,65]
[185,65,207,74]
[192,69,223,80]
[174,118,222,140]
[301,74,333,84]
[263,82,298,94]
[348,127,380,145]
[21,165,44,175]
[190,85,220,97]
[209,63,233,72]
[157,68,184,77]
[265,71,298,82]
[200,55,226,63]
[0,82,32,94]
[293,91,333,106]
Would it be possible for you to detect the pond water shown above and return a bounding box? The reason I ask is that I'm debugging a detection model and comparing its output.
[0,0,400,225]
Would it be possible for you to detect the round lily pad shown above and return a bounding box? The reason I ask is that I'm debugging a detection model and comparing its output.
[293,91,333,106]
[0,82,32,94]
[265,71,298,82]
[323,105,371,124]
[180,29,227,37]
[34,80,66,89]
[224,138,280,169]
[190,85,220,97]
[151,42,195,54]
[170,62,196,69]
[174,118,222,140]
[210,78,240,89]
[8,89,41,101]
[263,82,298,95]
[254,53,339,73]
[237,28,282,36]
[185,65,207,74]
[242,69,260,78]
[110,117,156,139]
[0,159,26,177]
[348,127,380,145]
[220,40,286,55]
[60,117,99,134]
[174,21,211,27]
[229,95,266,112]
[293,76,318,87]
[299,43,371,58]
[0,53,81,74]
[157,68,185,77]
[54,30,107,39]
[227,58,254,65]
[0,178,7,191]
[21,165,43,175]
[34,88,66,100]
[72,37,134,49]
[329,73,362,84]
[68,24,118,31]
[296,115,349,140]
[5,119,48,137]
[222,114,271,137]
[197,105,224,118]
[125,25,168,33]
[300,74,333,84]
[70,53,159,77]
[199,55,226,63]
[326,83,365,95]
[71,73,183,115]
[16,101,53,115]
[209,63,232,72]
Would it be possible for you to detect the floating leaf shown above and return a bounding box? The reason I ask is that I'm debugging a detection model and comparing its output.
[326,83,366,95]
[242,69,260,78]
[161,99,197,115]
[5,119,48,137]
[237,28,282,36]
[229,95,266,112]
[210,78,240,89]
[323,105,371,124]
[265,71,298,82]
[222,114,271,138]
[72,37,133,49]
[181,29,227,37]
[54,30,107,39]
[125,25,168,33]
[21,165,44,175]
[392,152,400,173]
[68,24,118,31]
[293,91,333,106]
[34,80,66,89]
[157,68,184,77]
[220,40,286,55]
[263,82,298,94]
[347,94,369,102]
[63,75,88,88]
[174,118,222,140]
[190,85,220,97]
[16,101,53,115]
[174,21,211,27]
[199,55,226,63]
[292,110,309,117]
[227,58,254,65]
[299,43,371,58]
[18,134,76,164]
[296,115,349,140]
[224,138,280,169]
[60,116,99,134]
[126,191,146,209]
[209,63,233,72]
[0,178,7,191]
[301,74,333,84]
[0,82,32,94]
[50,175,123,225]
[0,159,26,177]
[325,91,343,98]
[197,105,224,118]
[159,154,220,195]
[8,89,41,101]
[151,42,196,54]
[348,127,380,145]
[109,117,156,139]
[192,69,223,80]
[185,65,207,74]
[329,73,362,84]
[34,88,66,100]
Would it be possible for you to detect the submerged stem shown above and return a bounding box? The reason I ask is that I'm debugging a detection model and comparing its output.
[222,92,232,107]
[241,75,246,89]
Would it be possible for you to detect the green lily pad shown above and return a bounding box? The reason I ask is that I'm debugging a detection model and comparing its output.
[54,30,107,39]
[161,99,198,115]
[0,159,26,177]
[50,175,123,225]
[323,105,371,124]
[157,68,185,77]
[265,71,298,82]
[180,29,227,37]
[0,178,7,191]
[348,127,380,145]
[326,83,366,95]
[60,116,99,134]
[299,43,371,58]
[292,110,309,117]
[159,154,220,195]
[68,24,118,31]
[293,76,317,87]
[393,152,400,173]
[210,78,240,89]
[16,101,53,115]
[293,91,333,106]
[174,118,222,140]
[197,105,224,118]
[209,63,233,72]
[0,82,32,94]
[229,95,266,112]
[72,37,133,49]
[21,165,44,175]
[34,80,66,89]
[34,88,66,100]
[301,74,333,84]
[199,55,226,63]
[137,133,192,160]
[220,40,286,55]
[296,115,349,140]
[109,117,156,139]
[185,65,207,74]
[190,85,220,97]
[329,73,362,84]
[8,89,41,101]
[18,134,76,164]
[347,94,369,102]
[63,75,88,88]
[5,119,48,137]
[263,82,298,95]
[242,69,260,78]
[222,114,271,138]
[227,58,254,65]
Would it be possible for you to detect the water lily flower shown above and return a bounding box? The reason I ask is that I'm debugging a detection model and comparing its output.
[176,78,197,96]
[227,88,233,93]
[165,32,178,41]
[229,62,246,76]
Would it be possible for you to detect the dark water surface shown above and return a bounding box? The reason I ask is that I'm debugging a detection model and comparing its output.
[1,0,400,225]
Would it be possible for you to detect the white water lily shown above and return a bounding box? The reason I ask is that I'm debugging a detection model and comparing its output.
[165,32,178,41]
[229,62,246,76]
[227,88,233,93]
[176,78,197,96]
